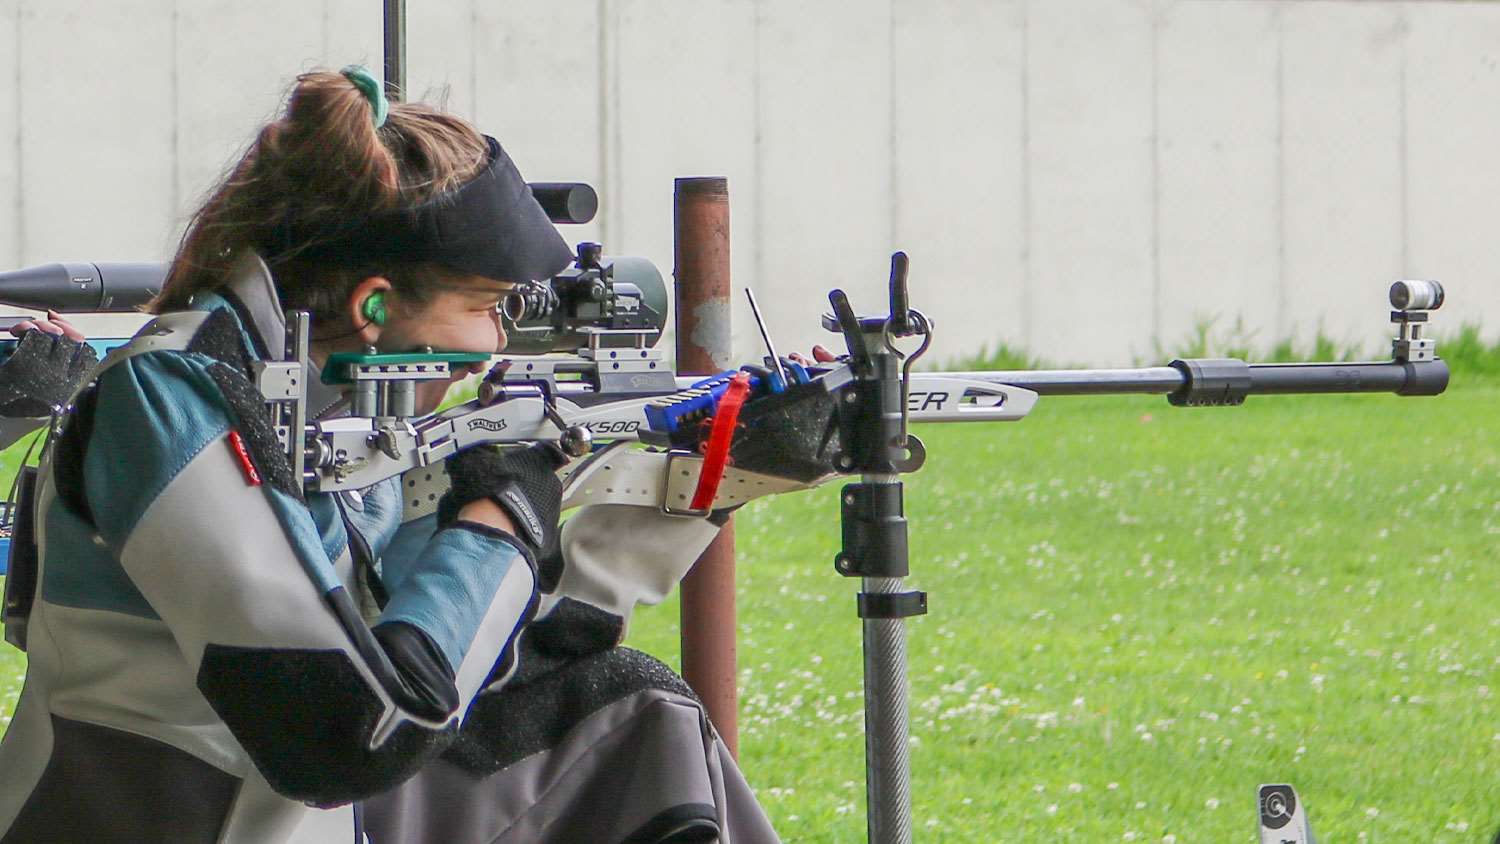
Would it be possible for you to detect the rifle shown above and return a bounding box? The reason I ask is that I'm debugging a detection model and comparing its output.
[0,222,1450,844]
[285,249,1446,844]
[0,242,1450,844]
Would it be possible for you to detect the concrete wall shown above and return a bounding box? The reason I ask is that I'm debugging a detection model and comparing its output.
[1,0,1497,365]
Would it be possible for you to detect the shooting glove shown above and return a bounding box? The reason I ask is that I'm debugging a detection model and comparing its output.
[0,329,97,418]
[437,442,568,572]
[521,503,724,659]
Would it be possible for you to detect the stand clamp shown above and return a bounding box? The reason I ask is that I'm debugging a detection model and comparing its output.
[835,483,909,578]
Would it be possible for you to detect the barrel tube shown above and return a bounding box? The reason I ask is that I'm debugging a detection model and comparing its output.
[1245,360,1449,396]
[949,359,1449,400]
[945,367,1185,395]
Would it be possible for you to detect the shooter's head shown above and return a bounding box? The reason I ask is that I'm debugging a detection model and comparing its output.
[154,68,571,402]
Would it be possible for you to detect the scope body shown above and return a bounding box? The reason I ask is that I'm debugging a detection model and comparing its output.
[501,249,668,355]
[0,262,165,312]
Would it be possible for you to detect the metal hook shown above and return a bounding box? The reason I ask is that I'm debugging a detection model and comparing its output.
[882,308,933,447]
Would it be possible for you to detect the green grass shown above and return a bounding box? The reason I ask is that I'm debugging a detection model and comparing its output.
[0,363,1494,840]
[625,378,1500,841]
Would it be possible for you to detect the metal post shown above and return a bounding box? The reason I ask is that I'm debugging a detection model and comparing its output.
[851,350,916,844]
[827,269,928,844]
[673,176,739,757]
[383,0,406,100]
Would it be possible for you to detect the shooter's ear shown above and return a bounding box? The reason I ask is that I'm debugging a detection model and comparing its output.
[348,276,393,347]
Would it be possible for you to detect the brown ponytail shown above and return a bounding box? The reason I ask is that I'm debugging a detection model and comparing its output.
[151,70,490,322]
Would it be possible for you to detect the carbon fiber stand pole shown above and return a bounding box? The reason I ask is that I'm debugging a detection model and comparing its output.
[860,522,915,844]
[831,306,927,844]
[674,177,739,756]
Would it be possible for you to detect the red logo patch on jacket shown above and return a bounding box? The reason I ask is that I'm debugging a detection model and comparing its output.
[227,430,262,487]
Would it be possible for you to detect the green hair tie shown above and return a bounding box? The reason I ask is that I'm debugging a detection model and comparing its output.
[341,65,389,129]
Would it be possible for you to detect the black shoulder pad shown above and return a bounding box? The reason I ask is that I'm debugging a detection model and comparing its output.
[204,360,301,501]
[181,308,301,501]
[198,643,454,806]
[185,307,256,375]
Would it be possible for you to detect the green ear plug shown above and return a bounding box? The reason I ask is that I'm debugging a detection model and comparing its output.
[362,292,387,326]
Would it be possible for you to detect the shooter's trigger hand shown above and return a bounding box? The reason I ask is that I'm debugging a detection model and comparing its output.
[0,325,97,417]
[438,442,569,582]
[787,345,838,365]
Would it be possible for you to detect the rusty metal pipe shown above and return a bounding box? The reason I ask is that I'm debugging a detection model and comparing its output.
[673,176,738,757]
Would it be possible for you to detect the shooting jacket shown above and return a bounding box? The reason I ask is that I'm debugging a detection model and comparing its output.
[0,258,779,843]
[0,265,540,841]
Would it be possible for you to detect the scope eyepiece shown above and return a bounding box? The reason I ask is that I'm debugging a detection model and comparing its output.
[1390,279,1444,311]
[501,281,559,324]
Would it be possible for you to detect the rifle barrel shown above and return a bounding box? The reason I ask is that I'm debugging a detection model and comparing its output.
[943,367,1182,395]
[945,358,1449,399]
[1243,360,1447,396]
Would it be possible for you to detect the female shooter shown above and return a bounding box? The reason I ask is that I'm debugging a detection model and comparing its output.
[0,69,774,843]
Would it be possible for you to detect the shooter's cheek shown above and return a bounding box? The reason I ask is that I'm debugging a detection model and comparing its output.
[492,308,508,354]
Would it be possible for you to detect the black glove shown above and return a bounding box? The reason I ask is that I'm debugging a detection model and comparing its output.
[0,329,97,417]
[437,442,568,569]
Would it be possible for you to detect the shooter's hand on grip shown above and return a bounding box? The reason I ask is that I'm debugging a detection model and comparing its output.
[0,316,96,417]
[787,345,838,366]
[438,442,569,578]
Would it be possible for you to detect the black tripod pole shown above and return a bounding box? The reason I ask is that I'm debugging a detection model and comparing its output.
[383,0,406,100]
[830,254,930,844]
